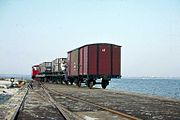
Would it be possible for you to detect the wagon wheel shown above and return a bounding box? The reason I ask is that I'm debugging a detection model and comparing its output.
[101,83,107,89]
[67,77,73,85]
[77,80,81,87]
[64,80,68,85]
[88,81,94,89]
[101,80,109,89]
[55,80,58,84]
[101,76,110,89]
[60,80,63,84]
[70,81,73,85]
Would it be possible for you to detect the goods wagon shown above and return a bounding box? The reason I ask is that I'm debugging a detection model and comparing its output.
[68,43,121,88]
[39,62,52,73]
[52,58,67,73]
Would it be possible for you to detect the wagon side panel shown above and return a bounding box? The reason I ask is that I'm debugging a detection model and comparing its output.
[67,53,71,76]
[68,49,79,76]
[98,44,111,76]
[88,45,97,75]
[79,48,84,75]
[83,46,88,75]
[112,45,121,76]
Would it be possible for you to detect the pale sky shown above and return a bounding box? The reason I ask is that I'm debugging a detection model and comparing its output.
[0,0,180,77]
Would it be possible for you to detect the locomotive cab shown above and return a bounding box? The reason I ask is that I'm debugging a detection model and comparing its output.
[32,65,40,80]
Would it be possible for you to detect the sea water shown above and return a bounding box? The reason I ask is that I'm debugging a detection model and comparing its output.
[104,78,180,100]
[0,80,19,104]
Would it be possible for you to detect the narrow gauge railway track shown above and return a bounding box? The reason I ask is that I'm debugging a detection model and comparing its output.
[5,85,28,120]
[37,86,69,120]
[42,83,140,120]
[44,83,180,120]
[40,83,83,120]
[16,82,69,120]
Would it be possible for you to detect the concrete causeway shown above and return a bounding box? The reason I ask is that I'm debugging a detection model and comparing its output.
[0,81,180,120]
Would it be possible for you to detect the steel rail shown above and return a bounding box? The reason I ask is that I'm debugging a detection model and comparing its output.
[43,84,140,120]
[40,82,84,120]
[10,85,29,120]
[40,83,69,120]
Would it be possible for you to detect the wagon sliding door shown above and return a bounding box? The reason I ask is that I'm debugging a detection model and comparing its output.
[69,49,79,76]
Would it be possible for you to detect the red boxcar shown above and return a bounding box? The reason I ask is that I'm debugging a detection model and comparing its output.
[68,43,121,89]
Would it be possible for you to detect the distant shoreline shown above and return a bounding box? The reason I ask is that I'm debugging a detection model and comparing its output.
[0,74,31,80]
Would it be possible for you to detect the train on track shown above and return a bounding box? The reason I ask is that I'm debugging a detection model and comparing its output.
[32,43,121,89]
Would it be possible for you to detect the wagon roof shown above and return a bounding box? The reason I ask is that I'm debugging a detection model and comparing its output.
[67,43,121,53]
